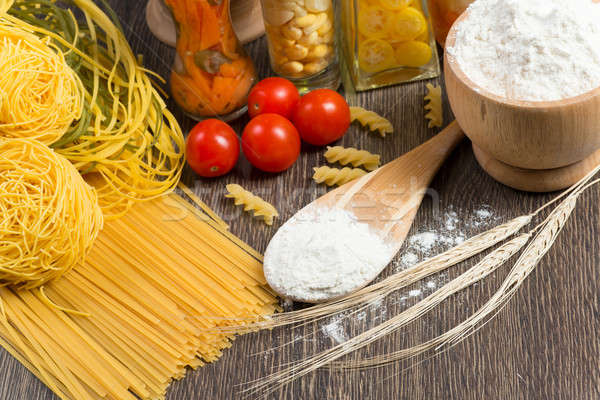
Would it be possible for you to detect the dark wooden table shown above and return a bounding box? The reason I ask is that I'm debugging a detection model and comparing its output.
[2,1,600,399]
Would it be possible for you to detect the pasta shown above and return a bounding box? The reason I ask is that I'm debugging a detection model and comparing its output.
[325,146,381,171]
[226,184,279,226]
[4,0,185,219]
[313,166,368,187]
[0,22,83,145]
[350,106,393,137]
[425,83,443,128]
[0,192,280,400]
[0,138,103,289]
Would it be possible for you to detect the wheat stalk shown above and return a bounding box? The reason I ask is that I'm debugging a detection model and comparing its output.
[215,165,600,336]
[241,165,599,396]
[243,184,583,397]
[242,233,532,395]
[334,191,580,370]
[214,215,533,336]
[241,167,600,335]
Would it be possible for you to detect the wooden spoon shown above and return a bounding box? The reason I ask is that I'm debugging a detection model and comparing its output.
[264,121,465,303]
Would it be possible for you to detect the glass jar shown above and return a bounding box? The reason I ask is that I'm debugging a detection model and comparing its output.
[340,0,440,92]
[260,0,340,92]
[165,0,257,121]
[427,0,473,46]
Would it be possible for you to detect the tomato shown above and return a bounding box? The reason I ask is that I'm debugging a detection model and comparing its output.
[186,119,240,178]
[292,89,351,146]
[359,38,396,73]
[242,114,301,172]
[247,77,300,120]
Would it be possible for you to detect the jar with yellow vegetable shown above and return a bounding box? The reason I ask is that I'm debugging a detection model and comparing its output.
[341,0,440,91]
[260,0,340,91]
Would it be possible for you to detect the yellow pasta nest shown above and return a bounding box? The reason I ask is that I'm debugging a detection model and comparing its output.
[350,106,394,137]
[313,166,368,187]
[0,4,185,219]
[425,83,443,128]
[0,139,103,289]
[226,184,279,225]
[325,146,381,171]
[0,23,83,145]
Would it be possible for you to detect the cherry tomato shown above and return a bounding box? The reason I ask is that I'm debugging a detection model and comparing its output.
[186,119,240,178]
[292,89,351,146]
[247,77,300,120]
[242,114,301,172]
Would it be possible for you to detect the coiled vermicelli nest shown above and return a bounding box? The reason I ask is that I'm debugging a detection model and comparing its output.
[0,22,84,145]
[0,139,103,289]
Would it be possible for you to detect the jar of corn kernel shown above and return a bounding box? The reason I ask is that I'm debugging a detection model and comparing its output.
[340,0,440,91]
[260,0,340,91]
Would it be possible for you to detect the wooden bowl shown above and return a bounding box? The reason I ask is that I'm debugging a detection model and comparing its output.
[444,12,600,192]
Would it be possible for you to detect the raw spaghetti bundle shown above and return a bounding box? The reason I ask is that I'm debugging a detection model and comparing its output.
[0,21,83,144]
[0,190,280,400]
[0,139,103,289]
[1,0,185,219]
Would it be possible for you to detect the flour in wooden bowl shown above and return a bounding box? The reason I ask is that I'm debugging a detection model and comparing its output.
[447,0,600,101]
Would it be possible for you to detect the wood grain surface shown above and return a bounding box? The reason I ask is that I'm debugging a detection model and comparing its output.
[1,1,599,399]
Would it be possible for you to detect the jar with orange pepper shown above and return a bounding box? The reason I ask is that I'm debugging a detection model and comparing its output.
[427,0,473,46]
[340,0,440,91]
[165,0,257,121]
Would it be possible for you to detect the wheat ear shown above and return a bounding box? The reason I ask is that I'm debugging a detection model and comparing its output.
[243,183,582,396]
[338,191,581,370]
[242,233,532,396]
[213,214,533,336]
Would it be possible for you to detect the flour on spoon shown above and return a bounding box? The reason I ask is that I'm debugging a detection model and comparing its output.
[263,207,394,302]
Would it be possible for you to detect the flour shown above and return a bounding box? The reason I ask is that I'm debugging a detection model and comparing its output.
[264,207,394,302]
[321,316,348,344]
[393,206,498,273]
[447,0,600,101]
[400,252,419,266]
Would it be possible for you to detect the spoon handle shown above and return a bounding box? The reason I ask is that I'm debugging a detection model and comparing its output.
[333,121,465,240]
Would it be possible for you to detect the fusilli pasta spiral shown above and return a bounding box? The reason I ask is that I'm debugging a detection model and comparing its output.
[313,166,368,187]
[424,83,443,128]
[350,107,393,137]
[225,184,279,225]
[325,146,381,171]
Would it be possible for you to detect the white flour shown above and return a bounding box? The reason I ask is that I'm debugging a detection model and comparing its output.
[393,206,498,273]
[321,316,348,344]
[447,0,600,101]
[264,207,394,302]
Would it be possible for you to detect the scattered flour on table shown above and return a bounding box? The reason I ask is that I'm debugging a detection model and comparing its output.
[447,0,600,101]
[264,207,395,302]
[315,207,497,341]
[320,298,387,343]
[321,315,348,344]
[400,252,419,267]
[393,206,500,277]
